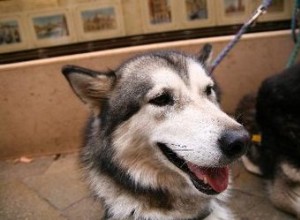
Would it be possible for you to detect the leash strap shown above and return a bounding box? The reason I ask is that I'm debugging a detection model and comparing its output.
[209,0,272,74]
[286,36,300,68]
[287,0,300,67]
[291,1,297,43]
[291,0,300,43]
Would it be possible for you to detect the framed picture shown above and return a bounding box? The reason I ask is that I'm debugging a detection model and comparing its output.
[179,0,216,29]
[140,0,178,33]
[252,0,292,22]
[73,0,125,42]
[28,9,75,48]
[216,0,252,25]
[0,14,31,54]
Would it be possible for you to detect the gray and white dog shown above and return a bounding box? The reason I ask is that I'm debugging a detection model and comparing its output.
[62,45,249,220]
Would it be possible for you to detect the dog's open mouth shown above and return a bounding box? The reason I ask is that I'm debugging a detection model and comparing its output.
[157,143,229,195]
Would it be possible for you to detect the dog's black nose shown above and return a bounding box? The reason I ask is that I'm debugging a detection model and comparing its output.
[219,129,249,159]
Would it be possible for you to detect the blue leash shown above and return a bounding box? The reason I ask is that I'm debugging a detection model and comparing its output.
[291,0,300,43]
[210,0,273,75]
[287,0,300,67]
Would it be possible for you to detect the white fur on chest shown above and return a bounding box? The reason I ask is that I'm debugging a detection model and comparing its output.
[89,170,233,220]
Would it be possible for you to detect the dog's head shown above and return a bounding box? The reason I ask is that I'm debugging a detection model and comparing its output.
[62,45,249,197]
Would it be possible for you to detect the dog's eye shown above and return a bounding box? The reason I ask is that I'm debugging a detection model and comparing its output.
[205,85,213,96]
[149,93,174,106]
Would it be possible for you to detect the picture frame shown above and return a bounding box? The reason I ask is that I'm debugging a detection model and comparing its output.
[178,0,216,29]
[0,0,22,14]
[73,0,125,42]
[21,0,59,11]
[216,0,252,25]
[27,8,76,48]
[252,0,292,22]
[0,14,31,54]
[58,0,94,6]
[140,0,178,33]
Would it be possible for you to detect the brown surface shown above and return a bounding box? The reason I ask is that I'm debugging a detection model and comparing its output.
[0,30,296,159]
[0,153,296,219]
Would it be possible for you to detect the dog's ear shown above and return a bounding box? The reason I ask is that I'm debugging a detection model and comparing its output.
[197,43,213,68]
[62,65,116,111]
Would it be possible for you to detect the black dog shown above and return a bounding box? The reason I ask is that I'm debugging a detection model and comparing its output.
[239,63,300,217]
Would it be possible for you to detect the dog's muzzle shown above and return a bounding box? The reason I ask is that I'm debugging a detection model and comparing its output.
[158,143,230,195]
[157,128,249,195]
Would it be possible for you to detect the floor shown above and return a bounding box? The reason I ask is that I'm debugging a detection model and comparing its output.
[0,153,296,220]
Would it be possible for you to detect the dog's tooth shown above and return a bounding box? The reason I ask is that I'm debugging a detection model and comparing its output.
[203,176,208,184]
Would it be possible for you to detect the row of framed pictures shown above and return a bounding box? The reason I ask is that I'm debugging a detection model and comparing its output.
[0,0,292,53]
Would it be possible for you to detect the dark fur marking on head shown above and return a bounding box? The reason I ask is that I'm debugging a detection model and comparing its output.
[101,74,153,136]
[153,52,190,85]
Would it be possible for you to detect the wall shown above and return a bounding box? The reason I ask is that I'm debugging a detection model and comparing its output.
[0,30,296,159]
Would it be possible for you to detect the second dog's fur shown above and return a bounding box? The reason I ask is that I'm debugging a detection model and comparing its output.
[238,63,300,218]
[256,63,300,217]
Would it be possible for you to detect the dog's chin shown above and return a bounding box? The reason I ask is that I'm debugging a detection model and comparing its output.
[157,143,229,195]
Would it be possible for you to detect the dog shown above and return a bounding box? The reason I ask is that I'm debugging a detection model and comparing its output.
[234,93,263,175]
[61,45,249,220]
[238,63,300,218]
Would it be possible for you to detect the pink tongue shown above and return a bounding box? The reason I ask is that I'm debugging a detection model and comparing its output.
[187,162,229,193]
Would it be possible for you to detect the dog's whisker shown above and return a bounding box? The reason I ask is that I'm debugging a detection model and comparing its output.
[173,149,194,152]
[180,161,188,169]
[235,113,244,121]
[286,188,300,202]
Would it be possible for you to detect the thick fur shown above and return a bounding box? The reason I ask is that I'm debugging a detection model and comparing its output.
[256,63,300,217]
[235,93,263,175]
[237,63,300,218]
[62,47,248,220]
